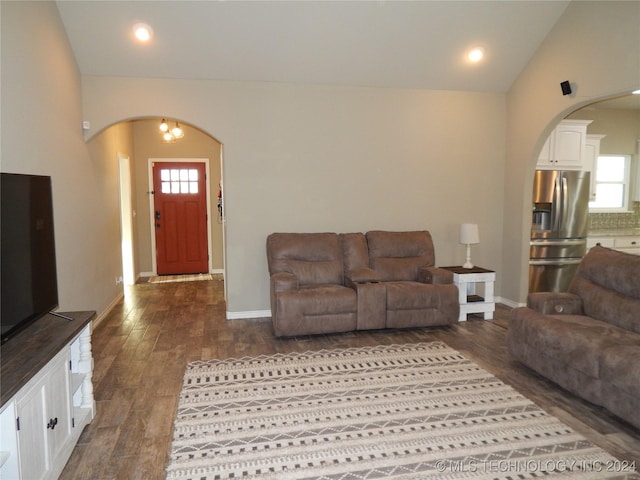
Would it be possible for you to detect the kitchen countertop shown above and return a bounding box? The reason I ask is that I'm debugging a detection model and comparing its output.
[588,228,640,237]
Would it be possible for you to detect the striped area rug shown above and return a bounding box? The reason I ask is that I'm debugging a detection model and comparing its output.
[166,342,638,479]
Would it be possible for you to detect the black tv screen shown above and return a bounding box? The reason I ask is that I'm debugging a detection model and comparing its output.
[1,173,59,344]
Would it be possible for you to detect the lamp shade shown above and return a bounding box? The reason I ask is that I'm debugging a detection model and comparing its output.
[460,223,480,245]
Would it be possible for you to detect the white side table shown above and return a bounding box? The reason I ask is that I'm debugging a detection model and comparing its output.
[440,266,496,322]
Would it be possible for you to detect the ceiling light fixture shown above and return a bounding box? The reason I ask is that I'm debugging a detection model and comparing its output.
[171,123,184,139]
[632,89,640,95]
[160,119,185,143]
[467,47,485,63]
[133,23,153,43]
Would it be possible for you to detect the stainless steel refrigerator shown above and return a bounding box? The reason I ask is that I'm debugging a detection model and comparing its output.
[529,170,590,293]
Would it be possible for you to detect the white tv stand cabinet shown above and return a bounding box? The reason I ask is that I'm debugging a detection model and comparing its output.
[0,311,95,480]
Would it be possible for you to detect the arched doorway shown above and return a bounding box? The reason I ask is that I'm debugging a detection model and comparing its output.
[89,117,225,285]
[133,118,224,281]
[526,93,640,293]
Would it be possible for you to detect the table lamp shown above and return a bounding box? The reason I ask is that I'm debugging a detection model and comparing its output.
[460,223,480,269]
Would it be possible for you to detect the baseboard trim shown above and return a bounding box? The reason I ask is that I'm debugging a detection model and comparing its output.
[227,309,271,320]
[93,290,125,328]
[496,296,525,308]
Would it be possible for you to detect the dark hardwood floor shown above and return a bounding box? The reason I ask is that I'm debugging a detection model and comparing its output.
[60,278,640,479]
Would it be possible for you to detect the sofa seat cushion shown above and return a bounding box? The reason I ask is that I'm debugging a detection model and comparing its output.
[599,343,640,398]
[385,282,443,310]
[286,285,357,315]
[273,285,358,337]
[511,312,637,379]
[598,343,640,430]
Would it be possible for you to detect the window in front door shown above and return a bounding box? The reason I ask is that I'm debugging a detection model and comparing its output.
[160,168,199,194]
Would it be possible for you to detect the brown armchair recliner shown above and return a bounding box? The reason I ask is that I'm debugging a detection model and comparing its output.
[362,230,459,329]
[266,233,357,337]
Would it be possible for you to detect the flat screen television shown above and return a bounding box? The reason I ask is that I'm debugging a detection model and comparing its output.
[1,172,59,344]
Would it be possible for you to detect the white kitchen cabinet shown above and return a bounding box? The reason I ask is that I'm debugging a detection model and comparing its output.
[537,120,593,170]
[635,139,640,202]
[587,236,640,255]
[614,236,640,255]
[0,313,94,480]
[586,237,614,250]
[537,133,553,166]
[584,134,605,202]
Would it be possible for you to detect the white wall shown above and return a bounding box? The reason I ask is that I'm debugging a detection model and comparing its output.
[503,0,640,303]
[1,2,131,319]
[568,107,640,156]
[85,123,135,287]
[81,79,506,315]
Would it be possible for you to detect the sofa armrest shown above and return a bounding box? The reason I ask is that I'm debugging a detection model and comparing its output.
[418,266,454,285]
[345,267,382,287]
[527,292,583,315]
[271,272,299,292]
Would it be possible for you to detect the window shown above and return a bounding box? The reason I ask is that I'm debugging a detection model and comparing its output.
[160,168,199,194]
[589,155,631,212]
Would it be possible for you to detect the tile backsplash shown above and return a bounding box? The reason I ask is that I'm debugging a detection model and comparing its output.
[588,201,640,230]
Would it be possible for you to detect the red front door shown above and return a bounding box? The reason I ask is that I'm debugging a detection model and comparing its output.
[153,162,208,275]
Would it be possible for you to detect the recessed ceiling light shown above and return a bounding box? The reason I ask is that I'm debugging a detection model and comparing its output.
[467,47,485,63]
[133,23,153,43]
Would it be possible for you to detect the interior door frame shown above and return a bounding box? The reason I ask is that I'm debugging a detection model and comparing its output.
[219,144,227,301]
[118,153,135,285]
[148,158,212,275]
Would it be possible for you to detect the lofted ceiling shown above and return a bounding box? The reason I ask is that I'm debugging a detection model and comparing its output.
[56,0,571,93]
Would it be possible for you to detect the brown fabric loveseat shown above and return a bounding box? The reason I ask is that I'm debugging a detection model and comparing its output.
[267,231,459,337]
[508,246,640,429]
